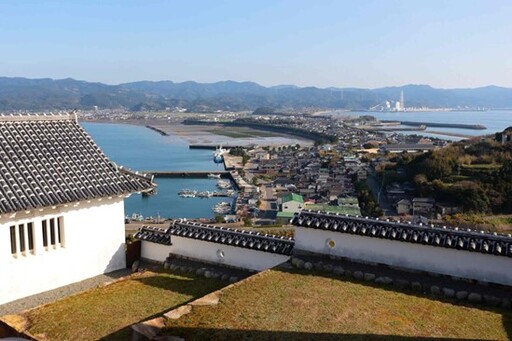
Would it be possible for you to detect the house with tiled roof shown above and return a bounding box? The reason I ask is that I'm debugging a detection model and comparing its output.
[0,113,154,305]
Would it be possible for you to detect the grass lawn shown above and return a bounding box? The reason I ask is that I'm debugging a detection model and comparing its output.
[164,269,512,340]
[485,215,512,232]
[13,271,225,341]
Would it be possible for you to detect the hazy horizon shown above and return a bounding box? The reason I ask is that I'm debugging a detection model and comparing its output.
[1,1,511,89]
[3,75,512,91]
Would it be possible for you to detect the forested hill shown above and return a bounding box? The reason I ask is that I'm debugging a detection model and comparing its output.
[1,77,511,111]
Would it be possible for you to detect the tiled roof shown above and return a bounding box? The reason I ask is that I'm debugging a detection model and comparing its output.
[167,220,294,255]
[282,193,304,203]
[134,226,172,245]
[0,114,154,214]
[292,210,512,258]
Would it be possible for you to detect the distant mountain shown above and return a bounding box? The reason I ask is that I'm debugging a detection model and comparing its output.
[0,77,511,112]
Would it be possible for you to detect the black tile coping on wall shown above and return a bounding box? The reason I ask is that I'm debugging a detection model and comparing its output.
[0,113,154,214]
[134,226,172,245]
[135,220,295,256]
[292,210,512,258]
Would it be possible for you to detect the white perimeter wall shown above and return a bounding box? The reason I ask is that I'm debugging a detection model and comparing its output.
[295,226,512,286]
[141,236,289,271]
[0,197,126,305]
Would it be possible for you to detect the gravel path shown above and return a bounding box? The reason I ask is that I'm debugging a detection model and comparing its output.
[0,268,131,316]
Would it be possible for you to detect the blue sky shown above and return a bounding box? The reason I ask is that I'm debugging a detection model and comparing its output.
[1,0,511,88]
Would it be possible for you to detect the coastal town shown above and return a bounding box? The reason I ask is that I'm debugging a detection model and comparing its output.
[79,110,466,229]
[3,2,512,340]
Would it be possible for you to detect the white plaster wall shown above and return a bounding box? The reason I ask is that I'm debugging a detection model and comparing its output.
[0,197,126,305]
[141,236,289,271]
[295,226,512,286]
[141,242,169,262]
[283,200,302,213]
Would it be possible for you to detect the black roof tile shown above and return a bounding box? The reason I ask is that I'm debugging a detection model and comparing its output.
[292,210,512,258]
[134,226,172,245]
[164,220,294,255]
[0,114,154,214]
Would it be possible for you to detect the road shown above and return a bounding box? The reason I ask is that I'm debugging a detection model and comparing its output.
[366,171,395,216]
[257,185,278,220]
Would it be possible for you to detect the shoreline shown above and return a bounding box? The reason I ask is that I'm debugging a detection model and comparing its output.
[81,118,315,147]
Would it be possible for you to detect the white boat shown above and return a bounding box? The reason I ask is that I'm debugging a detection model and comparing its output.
[197,191,213,198]
[207,173,221,179]
[216,180,232,189]
[178,189,197,198]
[213,146,230,164]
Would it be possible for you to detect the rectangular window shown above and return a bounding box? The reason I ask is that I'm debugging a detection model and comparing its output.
[49,218,56,246]
[10,225,16,254]
[57,216,65,247]
[18,224,25,253]
[42,220,48,247]
[27,222,34,252]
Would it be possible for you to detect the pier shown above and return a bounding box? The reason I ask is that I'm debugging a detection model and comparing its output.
[189,144,249,150]
[381,120,486,130]
[144,171,231,179]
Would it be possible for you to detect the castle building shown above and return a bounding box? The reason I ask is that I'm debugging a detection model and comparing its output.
[0,114,153,305]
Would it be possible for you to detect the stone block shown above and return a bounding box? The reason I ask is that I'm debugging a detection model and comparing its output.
[468,293,482,303]
[442,288,455,298]
[333,266,345,276]
[483,295,501,306]
[411,281,422,291]
[456,291,468,300]
[395,279,409,290]
[323,264,334,273]
[131,260,140,273]
[430,285,441,296]
[353,271,364,280]
[363,273,376,282]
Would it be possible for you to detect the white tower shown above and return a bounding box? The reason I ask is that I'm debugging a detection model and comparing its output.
[400,90,405,111]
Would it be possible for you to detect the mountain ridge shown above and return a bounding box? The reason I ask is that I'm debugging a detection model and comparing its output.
[0,76,511,112]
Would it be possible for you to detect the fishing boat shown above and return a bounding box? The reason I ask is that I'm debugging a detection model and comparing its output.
[207,173,221,179]
[212,201,232,214]
[178,189,197,198]
[197,191,213,198]
[213,146,230,164]
[216,179,231,189]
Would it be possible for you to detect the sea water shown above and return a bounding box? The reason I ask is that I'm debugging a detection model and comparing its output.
[336,110,512,140]
[82,122,233,219]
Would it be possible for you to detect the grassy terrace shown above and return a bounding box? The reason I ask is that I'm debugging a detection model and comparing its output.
[6,271,225,341]
[164,269,512,340]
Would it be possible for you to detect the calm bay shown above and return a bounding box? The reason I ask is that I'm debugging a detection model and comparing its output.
[82,122,232,219]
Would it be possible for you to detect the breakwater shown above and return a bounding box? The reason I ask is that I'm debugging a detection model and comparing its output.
[145,125,169,136]
[386,121,487,130]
